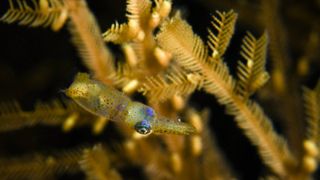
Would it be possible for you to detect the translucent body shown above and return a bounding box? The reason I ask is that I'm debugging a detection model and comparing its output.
[65,73,195,135]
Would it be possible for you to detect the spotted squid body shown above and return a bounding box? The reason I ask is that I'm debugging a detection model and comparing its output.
[65,73,195,135]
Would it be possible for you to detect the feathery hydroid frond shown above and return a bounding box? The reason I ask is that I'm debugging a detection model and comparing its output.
[102,22,133,44]
[225,99,293,175]
[205,51,292,176]
[0,99,93,132]
[156,13,208,73]
[140,66,202,102]
[0,0,68,31]
[126,0,152,26]
[0,147,83,179]
[303,81,320,142]
[157,11,293,175]
[102,0,153,44]
[207,10,237,58]
[80,144,122,180]
[156,13,234,103]
[108,62,136,89]
[236,32,269,98]
[66,0,115,84]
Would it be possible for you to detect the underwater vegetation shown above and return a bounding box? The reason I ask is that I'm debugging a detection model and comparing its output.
[0,0,319,179]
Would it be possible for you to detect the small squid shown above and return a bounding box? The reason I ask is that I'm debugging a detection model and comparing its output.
[65,73,195,135]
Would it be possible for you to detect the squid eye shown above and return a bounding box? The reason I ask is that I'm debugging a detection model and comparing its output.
[134,120,151,135]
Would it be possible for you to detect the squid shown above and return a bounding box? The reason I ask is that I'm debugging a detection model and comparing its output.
[65,73,195,135]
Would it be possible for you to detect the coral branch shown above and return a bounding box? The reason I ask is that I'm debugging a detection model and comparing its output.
[66,0,115,85]
[0,147,83,179]
[80,145,122,180]
[207,10,237,58]
[0,0,68,31]
[0,99,93,132]
[236,32,269,98]
[156,14,294,176]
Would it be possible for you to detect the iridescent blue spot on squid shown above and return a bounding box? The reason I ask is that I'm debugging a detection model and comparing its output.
[134,119,152,135]
[145,107,154,117]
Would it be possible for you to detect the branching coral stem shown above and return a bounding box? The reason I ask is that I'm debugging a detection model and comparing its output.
[202,64,294,176]
[156,15,295,176]
[66,0,115,85]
